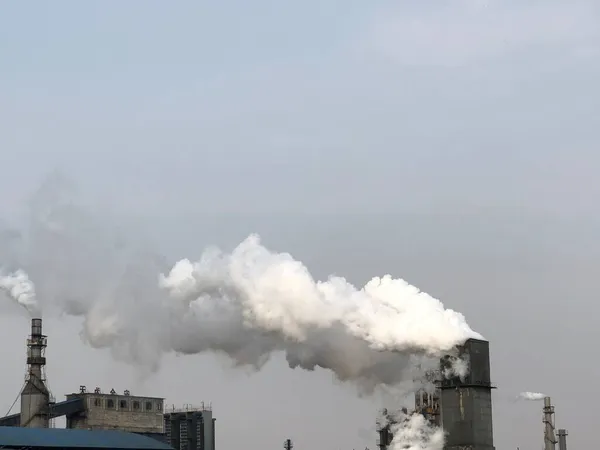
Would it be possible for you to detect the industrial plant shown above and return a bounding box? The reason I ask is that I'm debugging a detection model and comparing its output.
[0,318,216,450]
[377,338,571,450]
[0,319,571,450]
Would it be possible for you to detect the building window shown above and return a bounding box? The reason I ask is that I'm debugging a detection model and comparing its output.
[107,399,115,409]
[120,400,128,409]
[133,401,140,410]
[94,398,102,407]
[145,401,153,411]
[156,402,163,411]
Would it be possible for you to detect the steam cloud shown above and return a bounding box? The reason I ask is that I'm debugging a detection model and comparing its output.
[0,174,483,390]
[518,392,547,401]
[378,409,444,450]
[0,269,40,317]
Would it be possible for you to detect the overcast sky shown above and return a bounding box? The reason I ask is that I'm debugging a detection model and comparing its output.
[1,1,599,449]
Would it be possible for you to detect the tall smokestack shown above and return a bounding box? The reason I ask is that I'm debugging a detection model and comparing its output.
[557,429,567,450]
[20,318,50,428]
[440,338,495,450]
[543,397,557,450]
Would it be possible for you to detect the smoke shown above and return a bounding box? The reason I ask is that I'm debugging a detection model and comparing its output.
[378,409,444,450]
[0,174,483,390]
[156,235,481,388]
[442,354,469,380]
[0,269,40,317]
[518,391,547,401]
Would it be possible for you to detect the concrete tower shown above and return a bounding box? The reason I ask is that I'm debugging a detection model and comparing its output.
[440,338,495,450]
[20,318,50,428]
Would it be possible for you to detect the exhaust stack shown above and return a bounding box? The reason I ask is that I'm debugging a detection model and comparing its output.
[557,429,567,450]
[543,397,557,450]
[20,318,50,428]
[440,338,495,450]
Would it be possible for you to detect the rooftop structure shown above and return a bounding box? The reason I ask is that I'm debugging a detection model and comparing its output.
[65,386,165,434]
[164,405,215,450]
[0,426,172,450]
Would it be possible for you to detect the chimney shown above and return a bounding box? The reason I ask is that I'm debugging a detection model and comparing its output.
[543,397,557,450]
[20,318,50,428]
[557,429,567,450]
[440,338,495,450]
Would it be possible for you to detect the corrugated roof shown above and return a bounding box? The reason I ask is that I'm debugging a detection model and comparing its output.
[0,427,173,449]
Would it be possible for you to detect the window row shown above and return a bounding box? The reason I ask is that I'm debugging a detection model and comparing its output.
[91,398,163,411]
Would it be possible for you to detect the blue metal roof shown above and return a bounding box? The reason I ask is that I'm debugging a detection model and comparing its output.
[0,427,173,449]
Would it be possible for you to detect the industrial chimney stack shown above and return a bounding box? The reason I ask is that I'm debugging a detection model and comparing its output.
[543,397,557,450]
[557,429,567,450]
[20,318,50,428]
[440,338,495,450]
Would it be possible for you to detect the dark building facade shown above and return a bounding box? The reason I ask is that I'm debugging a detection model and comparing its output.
[440,338,495,450]
[164,408,215,450]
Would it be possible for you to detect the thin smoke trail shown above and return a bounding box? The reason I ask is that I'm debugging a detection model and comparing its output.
[517,392,547,401]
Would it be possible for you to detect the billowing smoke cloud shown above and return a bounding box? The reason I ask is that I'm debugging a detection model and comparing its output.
[378,409,444,450]
[0,174,483,390]
[518,392,547,401]
[0,269,40,317]
[157,235,481,388]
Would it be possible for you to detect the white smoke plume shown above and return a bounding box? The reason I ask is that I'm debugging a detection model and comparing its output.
[157,235,482,386]
[518,392,547,401]
[0,173,483,389]
[378,409,444,450]
[441,354,469,381]
[0,269,40,317]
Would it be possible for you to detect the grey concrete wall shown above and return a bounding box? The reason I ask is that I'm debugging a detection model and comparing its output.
[440,339,495,450]
[66,394,164,433]
[441,387,494,450]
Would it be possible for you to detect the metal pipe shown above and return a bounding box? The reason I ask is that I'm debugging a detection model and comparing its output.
[557,429,568,450]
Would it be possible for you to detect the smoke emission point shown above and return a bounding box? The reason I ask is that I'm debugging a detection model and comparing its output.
[0,269,41,318]
[518,391,547,401]
[382,409,444,450]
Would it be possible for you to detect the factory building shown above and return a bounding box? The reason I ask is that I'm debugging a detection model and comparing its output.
[413,370,441,428]
[0,426,172,450]
[164,405,215,450]
[0,318,217,450]
[377,338,496,450]
[65,386,164,435]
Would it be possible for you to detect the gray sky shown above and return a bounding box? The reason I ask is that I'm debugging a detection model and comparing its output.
[1,0,599,449]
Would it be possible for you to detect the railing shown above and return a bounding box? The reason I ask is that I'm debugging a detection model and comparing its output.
[165,402,212,413]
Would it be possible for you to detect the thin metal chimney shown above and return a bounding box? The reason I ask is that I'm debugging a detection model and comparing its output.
[543,397,557,450]
[557,429,567,450]
[20,318,50,428]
